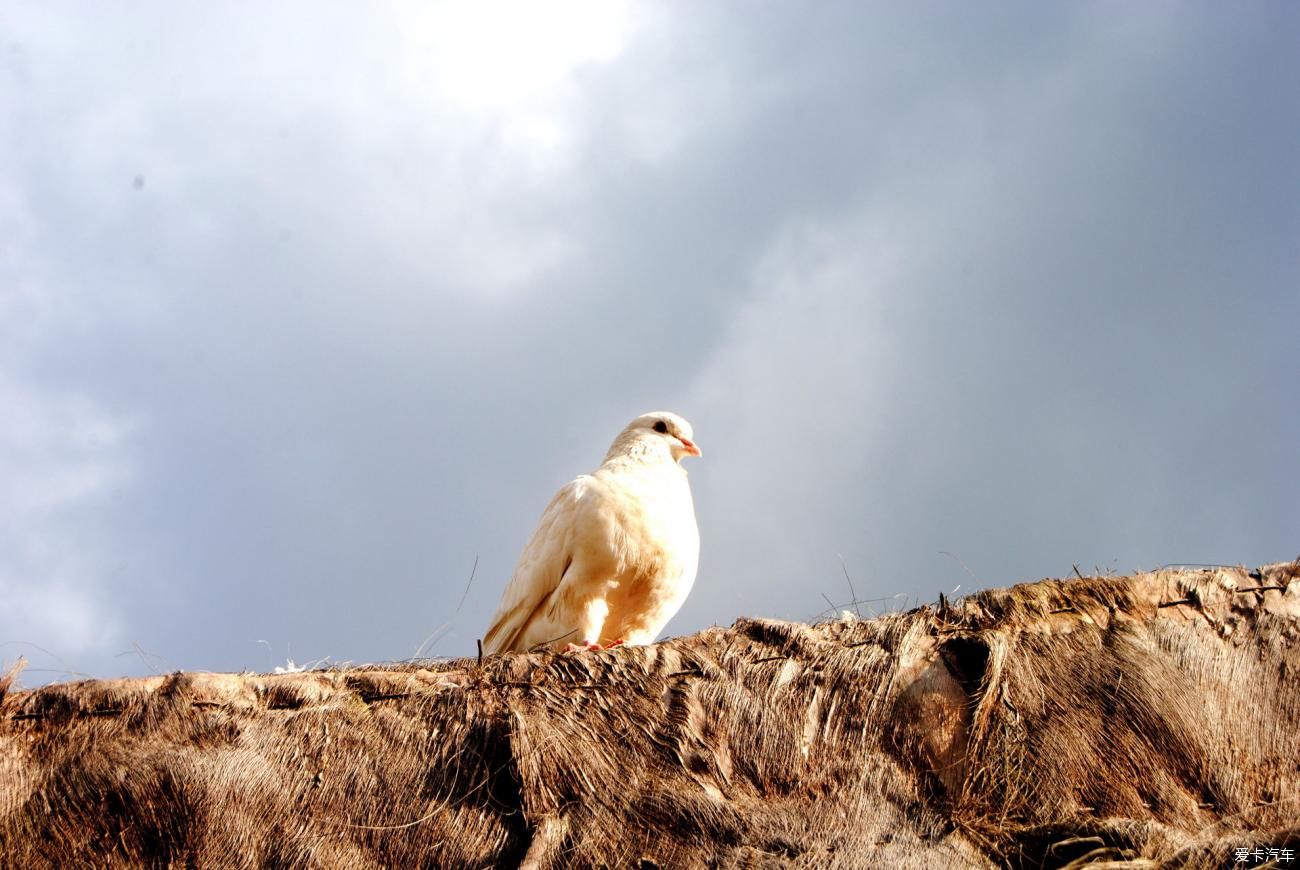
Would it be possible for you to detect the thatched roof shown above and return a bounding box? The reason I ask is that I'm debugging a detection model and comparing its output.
[3,562,1298,868]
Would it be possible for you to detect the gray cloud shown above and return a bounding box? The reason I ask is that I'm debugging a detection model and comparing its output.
[2,3,1296,683]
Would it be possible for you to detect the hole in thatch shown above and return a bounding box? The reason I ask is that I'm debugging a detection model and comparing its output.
[939,636,989,700]
[1008,825,1143,869]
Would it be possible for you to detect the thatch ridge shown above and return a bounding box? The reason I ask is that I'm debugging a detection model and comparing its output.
[2,562,1298,867]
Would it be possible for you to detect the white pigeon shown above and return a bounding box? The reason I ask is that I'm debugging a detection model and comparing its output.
[482,411,702,654]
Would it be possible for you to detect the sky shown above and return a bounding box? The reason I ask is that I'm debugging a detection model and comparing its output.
[2,2,1296,684]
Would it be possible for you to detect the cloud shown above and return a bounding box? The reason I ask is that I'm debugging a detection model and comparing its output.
[1,3,1295,682]
[0,371,130,671]
[670,4,1300,627]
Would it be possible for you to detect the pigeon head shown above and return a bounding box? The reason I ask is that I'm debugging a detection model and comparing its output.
[604,411,702,465]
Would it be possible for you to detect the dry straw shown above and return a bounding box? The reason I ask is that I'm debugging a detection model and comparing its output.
[2,562,1298,867]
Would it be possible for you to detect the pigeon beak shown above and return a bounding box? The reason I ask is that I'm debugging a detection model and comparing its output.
[679,437,702,458]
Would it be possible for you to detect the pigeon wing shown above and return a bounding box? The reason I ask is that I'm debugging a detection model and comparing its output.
[481,478,585,653]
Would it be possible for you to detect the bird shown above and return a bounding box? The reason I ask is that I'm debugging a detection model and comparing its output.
[482,411,702,654]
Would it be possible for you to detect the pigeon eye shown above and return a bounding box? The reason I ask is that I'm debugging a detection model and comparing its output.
[653,420,669,434]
